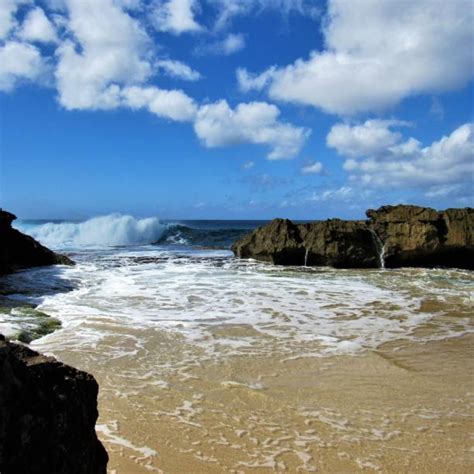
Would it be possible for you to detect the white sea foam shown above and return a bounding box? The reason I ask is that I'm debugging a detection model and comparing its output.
[15,214,167,248]
[96,421,158,459]
[23,248,474,363]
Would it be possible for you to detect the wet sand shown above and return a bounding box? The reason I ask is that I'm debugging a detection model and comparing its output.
[17,259,472,473]
[48,331,474,473]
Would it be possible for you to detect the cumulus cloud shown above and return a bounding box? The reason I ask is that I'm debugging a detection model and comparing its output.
[55,0,152,110]
[301,161,324,175]
[0,0,310,160]
[151,0,203,35]
[327,120,413,158]
[194,100,310,159]
[0,41,47,91]
[242,160,255,170]
[156,58,201,81]
[327,120,474,189]
[18,7,58,43]
[196,33,245,56]
[238,0,474,115]
[121,85,197,121]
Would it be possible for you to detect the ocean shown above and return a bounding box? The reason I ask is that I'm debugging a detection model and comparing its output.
[1,214,473,472]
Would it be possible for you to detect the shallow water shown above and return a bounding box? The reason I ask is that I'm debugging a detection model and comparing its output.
[2,218,474,472]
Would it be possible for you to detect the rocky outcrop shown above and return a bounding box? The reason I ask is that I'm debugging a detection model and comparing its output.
[367,205,474,268]
[0,334,108,474]
[232,205,474,269]
[299,219,379,268]
[232,219,305,265]
[0,210,73,275]
[233,218,379,267]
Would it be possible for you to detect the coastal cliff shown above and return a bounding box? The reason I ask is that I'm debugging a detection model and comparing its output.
[232,205,474,269]
[0,335,108,474]
[0,209,73,275]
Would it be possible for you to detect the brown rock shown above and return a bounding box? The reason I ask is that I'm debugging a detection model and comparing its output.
[367,205,474,269]
[231,218,305,265]
[232,218,379,268]
[232,205,474,269]
[298,219,379,268]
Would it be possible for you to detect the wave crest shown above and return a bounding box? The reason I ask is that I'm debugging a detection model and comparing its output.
[17,214,167,248]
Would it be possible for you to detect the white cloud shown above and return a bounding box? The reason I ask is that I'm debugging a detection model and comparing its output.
[151,0,203,35]
[327,120,474,188]
[327,120,413,158]
[196,32,245,56]
[424,184,463,198]
[238,0,474,115]
[0,0,22,40]
[430,97,444,120]
[18,7,58,43]
[55,0,152,110]
[242,160,255,170]
[216,33,245,55]
[0,40,47,91]
[301,161,323,175]
[237,66,276,93]
[194,100,310,159]
[121,85,197,121]
[156,58,201,81]
[309,186,354,202]
[115,0,142,8]
[210,0,320,31]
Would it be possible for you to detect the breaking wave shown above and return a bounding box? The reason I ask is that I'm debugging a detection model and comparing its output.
[16,214,167,248]
[16,216,252,250]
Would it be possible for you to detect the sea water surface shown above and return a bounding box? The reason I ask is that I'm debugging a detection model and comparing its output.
[1,215,473,473]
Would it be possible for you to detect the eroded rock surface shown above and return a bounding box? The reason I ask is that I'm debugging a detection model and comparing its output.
[0,209,73,275]
[367,205,474,268]
[0,334,108,474]
[232,205,474,269]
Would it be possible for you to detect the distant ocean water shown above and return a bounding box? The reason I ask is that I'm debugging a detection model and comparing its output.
[15,215,262,250]
[1,214,473,472]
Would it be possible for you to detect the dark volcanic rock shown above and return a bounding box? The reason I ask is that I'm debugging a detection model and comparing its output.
[0,334,108,474]
[232,205,474,269]
[367,205,474,269]
[0,209,73,275]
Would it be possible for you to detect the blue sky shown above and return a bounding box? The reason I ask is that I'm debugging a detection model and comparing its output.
[0,0,473,219]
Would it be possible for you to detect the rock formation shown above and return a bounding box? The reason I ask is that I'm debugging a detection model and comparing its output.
[0,209,73,275]
[367,205,474,268]
[232,205,474,269]
[0,334,108,474]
